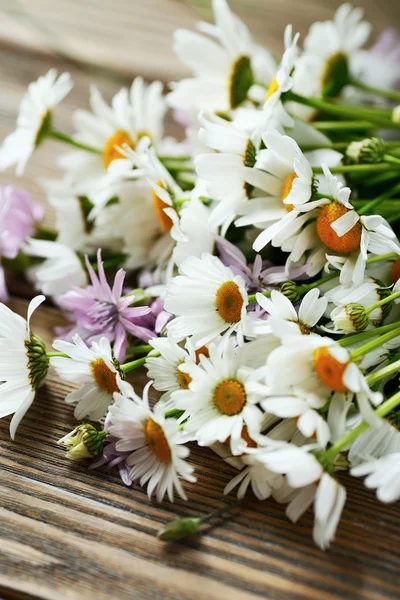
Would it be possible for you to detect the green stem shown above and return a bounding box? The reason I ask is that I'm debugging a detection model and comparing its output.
[47,129,102,154]
[158,154,192,162]
[47,352,70,358]
[120,351,160,373]
[366,358,400,386]
[384,154,400,165]
[364,290,400,315]
[311,121,376,131]
[338,321,400,347]
[125,345,153,356]
[366,252,398,265]
[350,80,400,103]
[350,327,400,359]
[248,290,271,304]
[312,163,400,174]
[322,390,400,462]
[357,182,400,216]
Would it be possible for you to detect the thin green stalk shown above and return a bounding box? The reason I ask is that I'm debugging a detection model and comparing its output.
[357,182,400,216]
[384,154,400,165]
[47,129,102,154]
[47,352,69,358]
[366,359,400,387]
[248,290,271,304]
[322,390,400,462]
[158,154,192,162]
[338,321,400,347]
[364,290,400,315]
[312,163,400,174]
[120,351,160,373]
[311,121,376,131]
[350,327,400,359]
[350,80,400,103]
[125,345,154,356]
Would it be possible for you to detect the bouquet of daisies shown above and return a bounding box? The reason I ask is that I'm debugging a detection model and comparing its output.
[0,0,400,550]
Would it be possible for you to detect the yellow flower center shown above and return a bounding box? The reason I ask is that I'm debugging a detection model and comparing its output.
[152,180,174,231]
[91,359,119,395]
[266,77,279,100]
[215,281,244,324]
[103,130,135,168]
[214,379,247,416]
[316,202,361,253]
[281,172,298,211]
[144,418,171,462]
[177,365,192,390]
[314,346,349,392]
[392,258,400,284]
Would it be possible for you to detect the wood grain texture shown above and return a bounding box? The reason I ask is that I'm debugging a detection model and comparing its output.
[0,1,399,598]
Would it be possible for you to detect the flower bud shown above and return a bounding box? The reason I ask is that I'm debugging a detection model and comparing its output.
[25,333,49,390]
[279,280,302,304]
[157,517,202,541]
[345,137,386,164]
[58,424,107,460]
[331,303,369,333]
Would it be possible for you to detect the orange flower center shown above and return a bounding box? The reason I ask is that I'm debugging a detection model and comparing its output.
[266,77,279,100]
[215,281,244,324]
[152,180,174,231]
[91,359,119,395]
[214,379,247,416]
[103,130,135,168]
[316,202,361,253]
[144,418,171,462]
[314,346,349,392]
[195,345,209,363]
[177,365,192,390]
[281,172,298,211]
[392,258,400,284]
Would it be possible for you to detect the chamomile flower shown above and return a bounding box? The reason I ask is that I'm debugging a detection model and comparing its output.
[351,453,400,503]
[292,3,371,103]
[60,77,166,195]
[317,165,400,286]
[165,253,251,346]
[167,0,276,113]
[256,288,327,338]
[0,70,73,175]
[224,452,283,500]
[145,337,195,403]
[173,339,273,453]
[0,295,48,439]
[24,238,87,297]
[264,334,383,426]
[108,381,196,502]
[51,334,123,421]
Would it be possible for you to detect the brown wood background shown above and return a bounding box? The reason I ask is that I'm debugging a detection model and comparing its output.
[0,1,399,599]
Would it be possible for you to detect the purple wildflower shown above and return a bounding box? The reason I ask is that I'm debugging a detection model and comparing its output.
[90,436,132,487]
[0,184,44,301]
[216,236,308,293]
[56,249,152,361]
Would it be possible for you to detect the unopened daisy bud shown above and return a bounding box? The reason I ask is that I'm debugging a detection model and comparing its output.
[58,424,107,460]
[157,517,202,541]
[345,137,386,164]
[279,280,302,304]
[331,303,369,333]
[392,105,400,124]
[25,333,50,389]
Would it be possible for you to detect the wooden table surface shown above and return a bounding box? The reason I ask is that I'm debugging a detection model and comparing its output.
[0,1,399,599]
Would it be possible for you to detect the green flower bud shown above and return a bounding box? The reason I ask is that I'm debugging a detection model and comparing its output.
[157,517,202,542]
[25,333,49,390]
[345,137,386,164]
[58,424,107,460]
[279,280,302,304]
[331,303,369,333]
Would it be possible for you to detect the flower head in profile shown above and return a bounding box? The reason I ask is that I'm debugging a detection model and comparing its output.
[0,70,73,175]
[0,295,48,439]
[57,249,151,361]
[108,381,196,502]
[0,185,44,301]
[51,334,123,421]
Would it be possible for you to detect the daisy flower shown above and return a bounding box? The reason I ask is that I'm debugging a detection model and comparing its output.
[292,3,371,103]
[0,295,48,439]
[108,381,196,502]
[317,165,400,286]
[256,288,327,338]
[51,335,123,421]
[264,334,383,426]
[56,249,151,361]
[0,70,73,175]
[173,339,275,453]
[24,238,87,297]
[165,253,251,346]
[167,0,276,113]
[351,453,400,503]
[60,77,166,195]
[0,184,44,301]
[224,452,283,500]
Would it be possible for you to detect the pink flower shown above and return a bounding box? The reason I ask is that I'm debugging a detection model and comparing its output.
[0,185,44,301]
[56,249,151,361]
